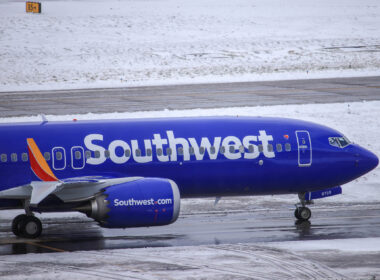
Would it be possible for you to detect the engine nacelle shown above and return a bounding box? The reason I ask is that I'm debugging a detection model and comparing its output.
[85,178,180,228]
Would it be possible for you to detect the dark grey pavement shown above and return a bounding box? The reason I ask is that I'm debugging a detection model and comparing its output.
[0,76,379,117]
[1,203,380,255]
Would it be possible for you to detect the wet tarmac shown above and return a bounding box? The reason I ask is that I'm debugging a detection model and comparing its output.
[1,203,380,255]
[0,76,380,117]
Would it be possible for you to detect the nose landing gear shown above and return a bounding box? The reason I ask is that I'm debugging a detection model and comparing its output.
[294,206,311,221]
[294,192,312,221]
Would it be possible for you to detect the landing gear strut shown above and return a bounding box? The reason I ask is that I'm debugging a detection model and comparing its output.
[294,192,312,221]
[11,200,43,238]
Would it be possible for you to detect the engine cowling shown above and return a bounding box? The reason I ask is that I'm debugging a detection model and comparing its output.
[83,178,180,228]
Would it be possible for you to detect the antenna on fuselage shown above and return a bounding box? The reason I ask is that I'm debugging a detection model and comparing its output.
[40,114,48,125]
[214,196,221,206]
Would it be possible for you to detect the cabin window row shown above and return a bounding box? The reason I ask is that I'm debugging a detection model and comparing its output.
[0,143,292,163]
[0,153,29,163]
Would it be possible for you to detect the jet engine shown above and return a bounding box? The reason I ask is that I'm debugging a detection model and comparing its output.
[79,178,180,228]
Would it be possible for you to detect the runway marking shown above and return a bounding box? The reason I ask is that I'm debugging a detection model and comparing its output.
[25,241,65,252]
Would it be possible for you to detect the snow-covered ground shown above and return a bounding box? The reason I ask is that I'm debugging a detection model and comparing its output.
[0,238,378,279]
[1,0,380,91]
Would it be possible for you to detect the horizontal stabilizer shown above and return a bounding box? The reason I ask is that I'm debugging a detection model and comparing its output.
[305,186,342,201]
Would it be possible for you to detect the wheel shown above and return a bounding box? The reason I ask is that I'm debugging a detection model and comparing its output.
[19,216,42,239]
[12,214,28,237]
[294,209,301,220]
[295,207,311,221]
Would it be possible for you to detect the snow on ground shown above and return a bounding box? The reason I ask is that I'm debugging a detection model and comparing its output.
[0,242,350,279]
[266,238,380,279]
[268,237,380,253]
[0,238,378,279]
[1,0,380,91]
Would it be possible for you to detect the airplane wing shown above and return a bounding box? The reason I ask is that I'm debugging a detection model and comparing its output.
[0,176,143,207]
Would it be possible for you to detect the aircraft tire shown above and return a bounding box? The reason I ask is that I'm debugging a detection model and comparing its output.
[294,209,301,220]
[19,216,42,239]
[11,214,28,237]
[296,207,311,221]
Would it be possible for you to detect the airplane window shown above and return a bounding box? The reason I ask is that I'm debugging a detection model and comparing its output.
[220,146,225,154]
[1,154,7,162]
[22,153,28,162]
[157,148,163,156]
[268,144,273,152]
[229,146,235,153]
[75,151,82,159]
[328,137,351,148]
[44,152,51,161]
[85,151,91,159]
[248,145,254,153]
[239,145,245,153]
[11,153,17,162]
[337,137,350,148]
[104,150,110,158]
[285,143,291,152]
[135,149,141,157]
[199,147,205,155]
[147,149,152,156]
[210,146,216,154]
[166,148,172,156]
[258,145,263,152]
[56,152,63,160]
[276,144,283,152]
[329,137,340,148]
[189,147,195,155]
[94,151,100,158]
[177,147,183,155]
[125,149,131,157]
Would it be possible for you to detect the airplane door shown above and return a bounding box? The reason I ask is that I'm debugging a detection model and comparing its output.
[296,131,312,167]
[71,146,85,169]
[52,147,66,170]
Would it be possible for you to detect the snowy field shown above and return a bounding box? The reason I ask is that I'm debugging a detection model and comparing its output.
[1,0,380,91]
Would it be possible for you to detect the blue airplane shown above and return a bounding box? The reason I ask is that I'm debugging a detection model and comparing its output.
[0,116,378,238]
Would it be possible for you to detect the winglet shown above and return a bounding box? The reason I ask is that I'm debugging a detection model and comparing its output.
[27,138,58,182]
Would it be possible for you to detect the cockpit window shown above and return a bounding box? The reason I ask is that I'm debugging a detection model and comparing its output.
[328,136,351,148]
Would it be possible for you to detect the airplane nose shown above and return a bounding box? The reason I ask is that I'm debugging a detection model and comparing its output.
[356,146,379,174]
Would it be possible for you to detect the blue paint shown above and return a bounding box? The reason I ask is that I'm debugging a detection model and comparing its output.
[305,186,342,201]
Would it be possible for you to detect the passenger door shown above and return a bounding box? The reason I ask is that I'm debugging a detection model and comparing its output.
[296,131,312,167]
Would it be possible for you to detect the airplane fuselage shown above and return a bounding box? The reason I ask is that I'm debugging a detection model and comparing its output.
[0,117,377,200]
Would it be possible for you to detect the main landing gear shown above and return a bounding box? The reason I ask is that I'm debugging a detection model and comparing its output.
[12,214,42,238]
[11,200,43,238]
[294,192,312,222]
